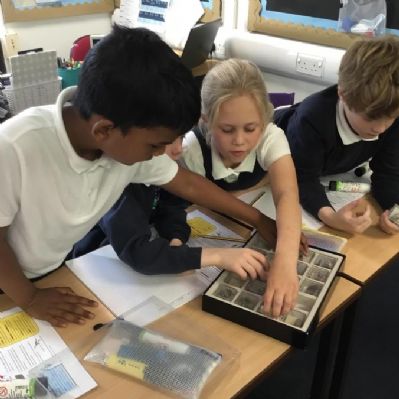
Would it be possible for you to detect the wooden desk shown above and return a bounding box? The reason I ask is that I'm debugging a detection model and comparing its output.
[0,264,360,399]
[320,196,399,284]
[0,193,370,399]
[312,196,399,399]
[0,267,115,340]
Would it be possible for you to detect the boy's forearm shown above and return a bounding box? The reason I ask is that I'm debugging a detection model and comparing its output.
[163,167,269,228]
[0,235,37,307]
[299,179,332,219]
[318,206,344,231]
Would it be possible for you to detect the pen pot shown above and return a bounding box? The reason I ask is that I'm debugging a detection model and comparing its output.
[57,67,81,89]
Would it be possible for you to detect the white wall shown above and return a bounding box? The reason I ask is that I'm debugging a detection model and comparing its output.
[5,13,112,59]
[225,30,345,86]
[0,0,341,101]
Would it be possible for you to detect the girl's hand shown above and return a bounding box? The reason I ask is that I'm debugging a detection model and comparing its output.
[218,248,268,280]
[263,254,298,317]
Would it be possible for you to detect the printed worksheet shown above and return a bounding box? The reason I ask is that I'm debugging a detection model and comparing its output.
[187,209,245,248]
[0,308,96,398]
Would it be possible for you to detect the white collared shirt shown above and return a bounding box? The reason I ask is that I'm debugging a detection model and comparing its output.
[336,100,378,144]
[0,87,178,277]
[182,123,290,182]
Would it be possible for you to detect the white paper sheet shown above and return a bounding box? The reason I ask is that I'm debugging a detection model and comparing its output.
[237,187,267,205]
[119,0,171,34]
[253,171,370,230]
[0,308,96,398]
[67,245,220,320]
[67,209,252,324]
[118,0,204,48]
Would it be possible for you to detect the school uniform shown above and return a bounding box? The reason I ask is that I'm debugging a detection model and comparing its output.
[275,85,399,218]
[72,183,201,274]
[0,87,178,278]
[181,124,291,190]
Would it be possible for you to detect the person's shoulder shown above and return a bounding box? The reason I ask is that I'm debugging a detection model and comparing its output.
[183,129,200,148]
[138,154,176,170]
[0,105,55,143]
[261,122,287,145]
[265,122,285,136]
[299,85,338,114]
[182,130,204,164]
[381,117,399,139]
[275,86,338,130]
[124,154,178,186]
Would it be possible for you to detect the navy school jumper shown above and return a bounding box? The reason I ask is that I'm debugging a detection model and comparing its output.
[72,184,201,274]
[274,85,399,218]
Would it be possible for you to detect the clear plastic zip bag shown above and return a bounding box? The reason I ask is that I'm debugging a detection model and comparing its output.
[338,0,387,37]
[83,297,239,399]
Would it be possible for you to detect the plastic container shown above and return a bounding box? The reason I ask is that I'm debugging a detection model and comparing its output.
[57,67,81,89]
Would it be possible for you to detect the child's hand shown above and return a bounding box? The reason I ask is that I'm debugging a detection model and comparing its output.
[170,238,183,246]
[219,248,268,280]
[336,200,372,233]
[263,254,298,318]
[379,210,399,234]
[320,200,372,234]
[24,287,98,327]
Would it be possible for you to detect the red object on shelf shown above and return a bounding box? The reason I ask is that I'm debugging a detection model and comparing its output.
[70,35,91,61]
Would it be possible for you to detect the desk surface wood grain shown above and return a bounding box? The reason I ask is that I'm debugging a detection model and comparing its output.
[320,195,399,284]
[0,267,360,399]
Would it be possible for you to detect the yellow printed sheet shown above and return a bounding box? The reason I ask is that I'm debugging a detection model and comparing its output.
[187,216,216,237]
[0,311,38,348]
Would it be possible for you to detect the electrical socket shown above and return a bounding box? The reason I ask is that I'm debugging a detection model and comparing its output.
[4,33,19,58]
[296,53,324,78]
[213,41,225,59]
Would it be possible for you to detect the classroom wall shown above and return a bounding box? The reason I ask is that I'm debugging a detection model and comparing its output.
[225,29,345,87]
[3,13,112,59]
[0,3,337,101]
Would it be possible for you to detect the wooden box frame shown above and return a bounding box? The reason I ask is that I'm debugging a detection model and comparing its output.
[1,0,114,23]
[200,0,221,23]
[247,0,358,49]
[111,0,222,22]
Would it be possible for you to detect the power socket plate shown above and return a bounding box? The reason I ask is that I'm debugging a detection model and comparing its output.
[296,53,324,78]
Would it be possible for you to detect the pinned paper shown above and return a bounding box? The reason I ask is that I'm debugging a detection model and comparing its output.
[163,0,204,49]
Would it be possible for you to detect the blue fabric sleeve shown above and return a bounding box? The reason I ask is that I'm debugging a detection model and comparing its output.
[284,114,332,218]
[101,185,201,275]
[154,190,191,243]
[370,122,399,210]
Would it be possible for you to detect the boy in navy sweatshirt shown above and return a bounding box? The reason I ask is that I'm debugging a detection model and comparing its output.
[275,36,399,235]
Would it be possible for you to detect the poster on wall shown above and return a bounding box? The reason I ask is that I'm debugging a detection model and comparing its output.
[2,0,114,22]
[248,0,399,49]
[200,0,221,23]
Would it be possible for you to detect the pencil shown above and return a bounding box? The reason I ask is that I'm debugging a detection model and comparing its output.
[195,235,247,243]
[213,211,254,231]
[249,191,266,206]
